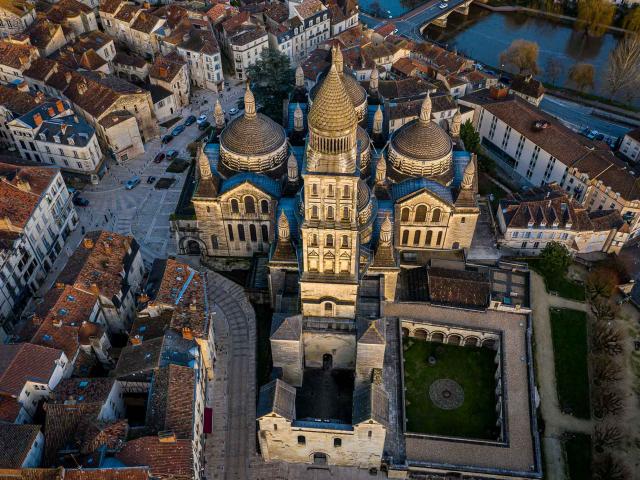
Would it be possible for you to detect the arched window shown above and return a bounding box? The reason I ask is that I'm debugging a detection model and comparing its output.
[328,184,334,197]
[342,185,350,198]
[401,208,410,222]
[415,205,427,222]
[341,235,349,247]
[260,199,269,214]
[261,225,268,242]
[230,199,239,213]
[431,208,441,223]
[249,224,257,242]
[342,207,349,220]
[425,230,433,246]
[401,230,409,245]
[227,224,234,241]
[311,184,318,196]
[413,230,421,246]
[244,196,255,214]
[310,234,318,246]
[323,302,334,316]
[436,231,443,245]
[211,235,219,249]
[326,234,334,247]
[327,206,334,220]
[311,206,319,219]
[238,224,245,241]
[206,206,210,213]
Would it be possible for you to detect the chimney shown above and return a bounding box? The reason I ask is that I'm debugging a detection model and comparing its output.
[489,85,509,100]
[83,237,95,249]
[48,107,55,117]
[158,431,177,443]
[16,81,29,92]
[131,335,142,345]
[103,240,112,254]
[158,66,168,78]
[56,99,65,113]
[35,91,45,103]
[182,32,190,43]
[182,327,193,340]
[33,113,43,126]
[16,178,31,192]
[90,283,100,295]
[77,81,87,95]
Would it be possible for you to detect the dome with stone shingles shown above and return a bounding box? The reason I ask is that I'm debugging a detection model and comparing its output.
[308,64,357,137]
[389,93,453,184]
[219,85,287,174]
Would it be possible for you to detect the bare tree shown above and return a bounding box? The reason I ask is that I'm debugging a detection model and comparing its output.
[544,57,564,86]
[591,322,623,356]
[594,423,624,451]
[499,39,540,75]
[593,453,631,480]
[592,355,623,385]
[590,298,619,322]
[593,387,625,418]
[568,63,595,92]
[577,0,616,37]
[622,7,640,33]
[606,34,640,100]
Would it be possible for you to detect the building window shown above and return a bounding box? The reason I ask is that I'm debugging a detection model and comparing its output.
[323,302,334,316]
[431,209,441,223]
[415,205,427,223]
[231,199,239,213]
[244,196,255,214]
[401,208,410,222]
[401,229,409,245]
[326,234,334,247]
[334,438,342,448]
[327,206,334,220]
[297,435,306,445]
[425,230,433,245]
[260,199,269,214]
[261,225,268,242]
[238,225,245,242]
[342,185,350,198]
[436,231,443,245]
[341,235,348,247]
[311,206,319,219]
[342,207,349,220]
[413,230,421,246]
[521,241,527,248]
[249,224,257,242]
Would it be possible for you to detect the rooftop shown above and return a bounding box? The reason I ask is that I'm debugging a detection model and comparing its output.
[0,343,63,397]
[116,436,194,479]
[0,39,37,70]
[0,424,41,468]
[51,377,115,405]
[146,364,196,438]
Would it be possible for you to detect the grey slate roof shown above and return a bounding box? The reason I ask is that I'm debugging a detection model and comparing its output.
[270,314,302,341]
[391,177,454,204]
[0,424,40,468]
[257,379,296,420]
[357,318,385,345]
[219,172,281,198]
[352,384,389,426]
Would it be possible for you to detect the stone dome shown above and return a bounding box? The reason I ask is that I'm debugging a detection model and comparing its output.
[389,93,453,183]
[220,85,287,174]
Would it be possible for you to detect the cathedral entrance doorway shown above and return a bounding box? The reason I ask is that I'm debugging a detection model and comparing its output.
[187,240,201,255]
[313,453,328,465]
[322,353,333,370]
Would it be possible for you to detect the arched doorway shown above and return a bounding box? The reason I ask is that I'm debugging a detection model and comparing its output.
[401,327,410,337]
[313,453,328,465]
[431,332,445,343]
[322,353,333,370]
[187,240,201,255]
[448,334,462,346]
[414,328,428,340]
[464,336,479,347]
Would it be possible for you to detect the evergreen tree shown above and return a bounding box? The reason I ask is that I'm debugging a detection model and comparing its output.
[246,48,294,123]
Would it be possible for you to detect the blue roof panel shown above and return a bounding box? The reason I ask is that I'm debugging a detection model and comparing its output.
[391,177,454,204]
[220,172,281,198]
[452,150,471,188]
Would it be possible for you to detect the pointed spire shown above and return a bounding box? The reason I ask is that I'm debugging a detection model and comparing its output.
[288,152,298,181]
[295,65,304,88]
[198,145,212,180]
[278,210,290,240]
[375,154,386,184]
[244,83,256,119]
[450,109,461,137]
[214,98,225,128]
[331,43,343,74]
[379,214,392,246]
[462,157,476,190]
[373,105,383,135]
[293,103,304,131]
[370,67,379,91]
[419,92,432,124]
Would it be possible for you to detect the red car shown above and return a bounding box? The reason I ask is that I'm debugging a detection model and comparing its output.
[153,152,165,163]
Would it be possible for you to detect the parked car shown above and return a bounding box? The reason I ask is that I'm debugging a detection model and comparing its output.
[184,115,196,126]
[197,114,208,125]
[166,149,179,160]
[229,107,238,115]
[153,152,165,163]
[147,176,156,184]
[171,125,185,136]
[73,197,89,207]
[198,120,211,131]
[125,176,141,190]
[162,134,173,144]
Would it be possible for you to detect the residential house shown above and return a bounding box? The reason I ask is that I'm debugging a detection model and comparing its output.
[497,184,630,255]
[219,12,268,80]
[0,38,39,85]
[0,160,77,337]
[0,0,36,38]
[8,99,105,179]
[55,230,144,334]
[44,0,99,37]
[149,85,177,123]
[0,424,44,468]
[619,127,640,163]
[178,29,223,91]
[27,17,68,57]
[509,75,545,106]
[0,342,70,418]
[0,84,43,149]
[51,377,124,422]
[116,435,196,480]
[149,52,189,111]
[113,51,149,83]
[326,0,358,36]
[54,31,117,74]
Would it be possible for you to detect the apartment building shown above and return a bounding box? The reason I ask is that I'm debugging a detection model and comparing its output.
[44,0,99,37]
[461,89,640,237]
[619,127,640,163]
[0,38,39,85]
[99,0,164,58]
[149,52,190,111]
[0,84,43,149]
[178,29,223,91]
[0,160,77,338]
[0,0,35,38]
[326,0,358,36]
[219,12,268,80]
[8,99,104,180]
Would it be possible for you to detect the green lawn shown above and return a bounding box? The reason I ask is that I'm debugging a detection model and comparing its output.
[549,308,591,419]
[403,338,499,439]
[527,259,586,301]
[564,433,592,480]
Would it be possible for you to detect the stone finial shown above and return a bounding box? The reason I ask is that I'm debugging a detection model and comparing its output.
[288,152,298,181]
[244,83,256,119]
[331,43,343,73]
[370,67,379,91]
[462,157,476,190]
[294,103,304,131]
[450,109,461,137]
[295,65,304,88]
[214,98,224,128]
[379,214,392,246]
[375,154,386,184]
[278,210,290,240]
[198,146,212,180]
[419,92,432,124]
[373,105,383,135]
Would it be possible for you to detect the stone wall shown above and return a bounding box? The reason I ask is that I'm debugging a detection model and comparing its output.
[303,331,356,369]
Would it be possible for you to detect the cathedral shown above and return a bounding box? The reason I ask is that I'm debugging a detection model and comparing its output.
[171,45,479,468]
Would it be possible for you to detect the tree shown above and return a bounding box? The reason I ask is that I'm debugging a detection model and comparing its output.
[568,63,595,92]
[460,120,480,153]
[593,453,630,480]
[622,7,640,32]
[499,39,539,75]
[545,57,564,86]
[538,242,572,277]
[591,355,623,385]
[576,0,616,37]
[594,423,624,451]
[593,387,625,418]
[587,265,620,300]
[592,322,623,356]
[590,298,619,322]
[606,34,640,100]
[245,48,294,123]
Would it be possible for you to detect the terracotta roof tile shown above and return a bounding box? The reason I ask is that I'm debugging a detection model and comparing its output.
[116,436,194,479]
[146,364,195,438]
[0,40,38,70]
[0,424,41,468]
[0,343,63,397]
